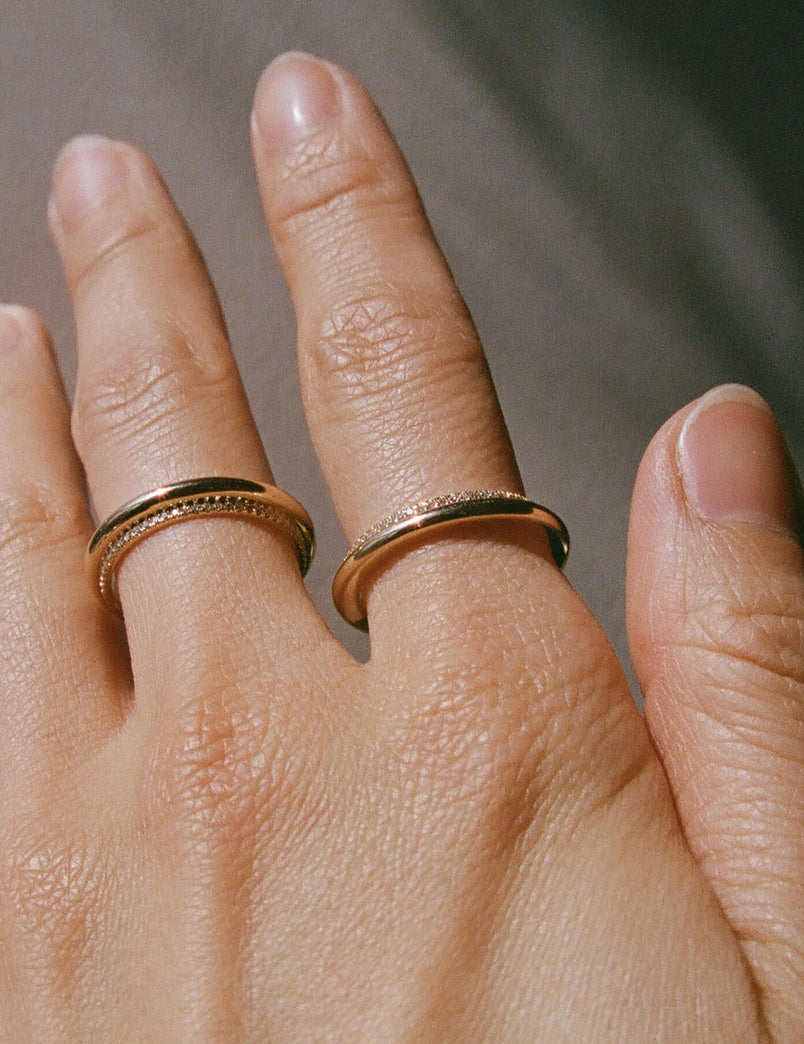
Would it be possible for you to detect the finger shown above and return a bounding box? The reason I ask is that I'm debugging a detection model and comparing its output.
[248,56,665,841]
[251,53,564,641]
[627,384,804,1038]
[48,136,317,672]
[0,306,125,780]
[249,65,768,1033]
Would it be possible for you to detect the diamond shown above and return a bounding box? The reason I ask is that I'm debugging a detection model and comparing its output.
[346,490,530,556]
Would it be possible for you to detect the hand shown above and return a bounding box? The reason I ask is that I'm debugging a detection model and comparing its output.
[1,52,801,1042]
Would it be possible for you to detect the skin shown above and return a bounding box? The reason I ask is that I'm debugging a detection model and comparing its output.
[0,52,801,1042]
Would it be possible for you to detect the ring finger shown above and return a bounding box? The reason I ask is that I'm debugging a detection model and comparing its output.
[48,135,315,676]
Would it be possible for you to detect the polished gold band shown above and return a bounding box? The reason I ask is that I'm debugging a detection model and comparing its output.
[87,477,315,611]
[332,490,569,629]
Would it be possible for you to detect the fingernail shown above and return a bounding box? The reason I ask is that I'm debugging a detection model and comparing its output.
[678,384,800,536]
[0,306,23,355]
[50,135,128,229]
[252,52,339,149]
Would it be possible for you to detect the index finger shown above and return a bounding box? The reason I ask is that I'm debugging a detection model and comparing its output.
[251,54,560,638]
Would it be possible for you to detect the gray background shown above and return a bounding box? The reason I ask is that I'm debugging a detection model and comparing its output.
[1,0,801,676]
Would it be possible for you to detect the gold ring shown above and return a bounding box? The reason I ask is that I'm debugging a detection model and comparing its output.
[332,490,569,629]
[87,477,315,611]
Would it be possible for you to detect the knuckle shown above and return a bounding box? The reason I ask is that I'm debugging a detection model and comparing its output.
[169,690,263,822]
[0,826,106,981]
[271,130,400,234]
[72,326,234,458]
[308,291,476,417]
[685,576,804,689]
[145,674,324,848]
[68,206,164,300]
[383,615,634,836]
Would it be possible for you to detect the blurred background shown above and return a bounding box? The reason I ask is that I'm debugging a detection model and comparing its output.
[1,0,801,679]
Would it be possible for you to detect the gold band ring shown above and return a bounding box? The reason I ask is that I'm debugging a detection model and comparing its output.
[87,477,315,611]
[332,490,569,629]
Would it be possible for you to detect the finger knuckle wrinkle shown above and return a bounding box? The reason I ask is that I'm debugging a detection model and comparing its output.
[312,293,469,403]
[73,329,232,454]
[687,590,804,687]
[70,208,164,294]
[272,136,387,230]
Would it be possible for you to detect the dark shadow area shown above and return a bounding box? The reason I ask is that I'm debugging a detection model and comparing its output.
[411,0,803,255]
[410,0,803,427]
[593,0,803,252]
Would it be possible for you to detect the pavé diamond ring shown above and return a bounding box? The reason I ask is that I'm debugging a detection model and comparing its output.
[87,477,315,611]
[332,490,569,629]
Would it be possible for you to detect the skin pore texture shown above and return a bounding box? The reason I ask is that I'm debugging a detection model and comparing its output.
[0,53,802,1042]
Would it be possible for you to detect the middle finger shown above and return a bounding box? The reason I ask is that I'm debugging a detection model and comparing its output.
[251,56,564,645]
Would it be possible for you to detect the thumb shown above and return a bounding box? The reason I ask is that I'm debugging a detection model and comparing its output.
[626,384,804,1040]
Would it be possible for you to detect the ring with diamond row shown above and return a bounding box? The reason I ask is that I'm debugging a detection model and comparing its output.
[87,477,315,611]
[332,490,569,629]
